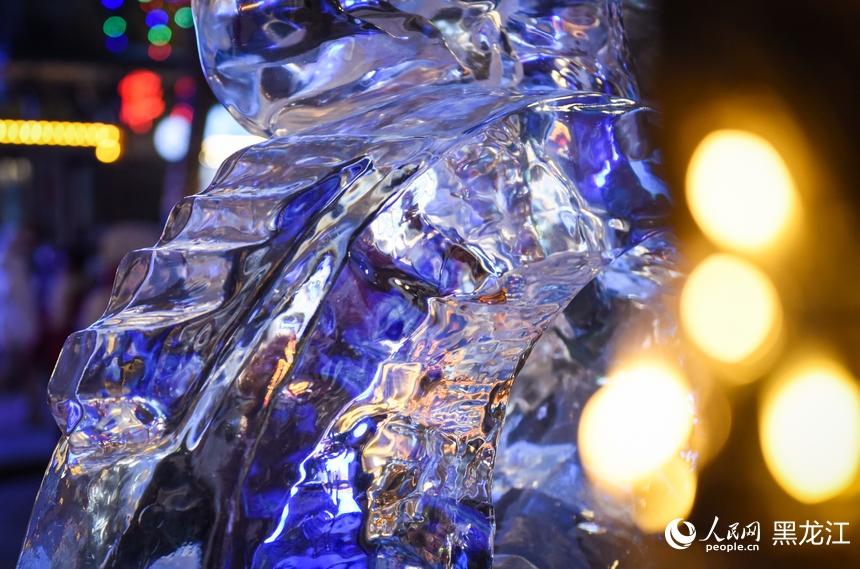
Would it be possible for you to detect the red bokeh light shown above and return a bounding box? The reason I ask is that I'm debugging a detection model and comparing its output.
[148,44,172,62]
[174,76,197,99]
[170,102,194,122]
[118,69,165,134]
[139,0,165,13]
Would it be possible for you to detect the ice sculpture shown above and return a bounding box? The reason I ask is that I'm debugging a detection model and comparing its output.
[493,232,682,568]
[19,1,671,567]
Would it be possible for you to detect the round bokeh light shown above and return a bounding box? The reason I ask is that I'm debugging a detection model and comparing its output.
[175,7,194,29]
[686,129,798,254]
[154,114,192,162]
[105,34,129,53]
[761,361,860,503]
[681,253,781,365]
[146,9,169,28]
[103,16,127,38]
[148,44,172,61]
[579,362,694,486]
[148,24,172,46]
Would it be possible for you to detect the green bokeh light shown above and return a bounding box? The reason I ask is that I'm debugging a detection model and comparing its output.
[103,16,127,38]
[175,7,194,29]
[148,25,172,46]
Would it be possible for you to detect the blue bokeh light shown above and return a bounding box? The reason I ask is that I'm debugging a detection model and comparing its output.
[106,34,129,53]
[145,9,170,29]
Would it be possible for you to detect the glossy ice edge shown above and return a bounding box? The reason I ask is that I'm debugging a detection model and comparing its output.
[193,0,638,137]
[495,231,682,568]
[19,93,668,568]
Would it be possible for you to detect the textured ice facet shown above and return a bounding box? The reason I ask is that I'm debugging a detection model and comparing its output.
[20,1,673,568]
[494,232,682,568]
[194,0,638,137]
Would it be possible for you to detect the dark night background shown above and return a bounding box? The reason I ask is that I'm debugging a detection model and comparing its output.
[652,1,860,568]
[0,0,859,567]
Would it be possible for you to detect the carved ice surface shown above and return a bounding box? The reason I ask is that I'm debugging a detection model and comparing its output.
[194,0,638,137]
[494,232,682,568]
[20,1,672,568]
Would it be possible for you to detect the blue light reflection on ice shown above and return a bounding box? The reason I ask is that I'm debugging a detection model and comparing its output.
[19,2,674,567]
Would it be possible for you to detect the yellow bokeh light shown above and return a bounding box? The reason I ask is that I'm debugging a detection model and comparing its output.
[95,140,122,164]
[760,361,860,503]
[688,383,733,465]
[41,122,53,142]
[106,125,121,142]
[50,123,65,145]
[19,122,31,144]
[681,253,781,364]
[75,124,87,145]
[1,120,122,162]
[579,362,694,487]
[632,457,697,533]
[63,123,76,145]
[7,122,19,143]
[84,125,97,146]
[686,129,798,253]
[29,122,42,142]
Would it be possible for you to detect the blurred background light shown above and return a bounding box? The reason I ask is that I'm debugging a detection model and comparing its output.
[760,360,860,504]
[145,9,169,28]
[681,253,781,365]
[118,70,164,133]
[0,120,121,161]
[198,105,266,180]
[200,134,265,169]
[174,76,196,99]
[0,2,207,561]
[688,382,732,466]
[175,7,194,29]
[686,129,799,254]
[0,158,33,184]
[631,456,697,533]
[148,44,172,61]
[578,362,694,487]
[105,34,129,54]
[171,102,194,122]
[147,24,172,46]
[102,16,127,39]
[95,139,122,163]
[154,114,191,162]
[139,0,164,12]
